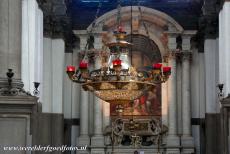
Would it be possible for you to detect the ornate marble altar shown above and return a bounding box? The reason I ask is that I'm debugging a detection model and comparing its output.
[104,117,168,148]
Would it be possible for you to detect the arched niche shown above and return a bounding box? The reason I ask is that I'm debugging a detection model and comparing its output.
[110,34,162,117]
[125,34,162,65]
[87,6,184,57]
[84,6,185,118]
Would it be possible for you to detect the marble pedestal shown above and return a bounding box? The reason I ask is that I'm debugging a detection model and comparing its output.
[91,136,105,154]
[106,146,164,154]
[181,136,195,154]
[77,135,90,154]
[166,135,180,154]
[91,148,105,154]
[166,148,180,154]
[0,94,38,154]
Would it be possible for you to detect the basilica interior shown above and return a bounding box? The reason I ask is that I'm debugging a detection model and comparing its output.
[0,0,230,154]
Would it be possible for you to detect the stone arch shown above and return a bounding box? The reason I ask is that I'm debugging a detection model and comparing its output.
[87,6,184,57]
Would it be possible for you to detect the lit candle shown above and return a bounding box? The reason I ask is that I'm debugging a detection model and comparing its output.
[153,63,162,69]
[79,61,88,69]
[112,59,122,66]
[66,65,75,72]
[118,25,123,32]
[163,66,171,73]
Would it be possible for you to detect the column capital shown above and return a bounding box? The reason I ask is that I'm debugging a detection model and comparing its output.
[163,50,181,63]
[165,32,180,50]
[74,31,88,50]
[181,31,197,51]
[181,52,192,61]
[182,30,197,38]
[39,0,77,52]
[93,32,106,49]
[74,30,107,50]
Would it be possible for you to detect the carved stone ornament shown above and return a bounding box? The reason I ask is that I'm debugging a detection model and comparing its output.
[221,94,230,106]
[104,117,168,146]
[182,52,192,62]
[163,50,181,63]
[0,69,31,96]
[37,0,76,52]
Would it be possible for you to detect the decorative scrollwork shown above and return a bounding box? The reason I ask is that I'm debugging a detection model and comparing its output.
[104,117,168,147]
[0,69,31,96]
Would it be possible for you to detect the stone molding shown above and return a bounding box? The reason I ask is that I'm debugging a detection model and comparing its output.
[221,94,230,106]
[197,14,218,53]
[181,52,192,62]
[88,6,183,33]
[37,0,76,52]
[197,0,219,53]
[0,78,31,96]
[84,6,184,57]
[163,50,181,63]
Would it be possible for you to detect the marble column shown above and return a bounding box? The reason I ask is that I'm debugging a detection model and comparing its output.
[162,55,169,127]
[161,81,168,145]
[91,97,104,146]
[70,48,81,149]
[167,52,179,137]
[219,2,230,97]
[181,52,193,139]
[0,0,23,87]
[218,3,230,153]
[223,2,230,96]
[166,33,180,154]
[78,89,90,143]
[22,0,43,94]
[181,33,195,153]
[77,33,90,148]
[204,39,219,113]
[42,38,65,113]
[103,101,110,145]
[162,78,168,126]
[91,34,105,154]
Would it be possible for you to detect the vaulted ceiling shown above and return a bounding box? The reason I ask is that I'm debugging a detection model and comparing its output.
[38,0,219,52]
[67,0,203,30]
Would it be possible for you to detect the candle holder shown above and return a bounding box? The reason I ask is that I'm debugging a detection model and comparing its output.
[217,83,224,99]
[66,24,171,104]
[33,82,40,96]
[79,61,88,73]
[151,63,171,84]
[0,69,30,96]
[6,69,14,87]
[66,66,76,80]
